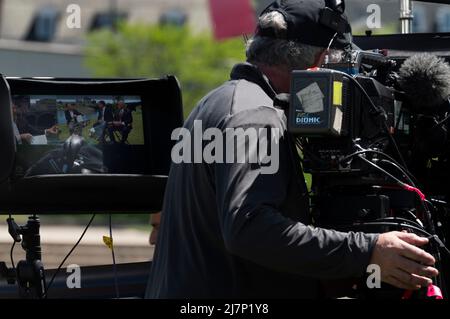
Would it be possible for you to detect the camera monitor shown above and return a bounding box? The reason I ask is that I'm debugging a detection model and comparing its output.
[0,76,183,214]
[12,94,145,176]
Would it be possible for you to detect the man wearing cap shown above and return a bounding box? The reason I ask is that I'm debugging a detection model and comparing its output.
[146,0,438,298]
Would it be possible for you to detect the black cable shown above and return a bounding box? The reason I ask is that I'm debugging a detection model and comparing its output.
[326,32,339,53]
[353,154,434,229]
[43,214,96,298]
[345,152,431,222]
[339,71,409,170]
[431,235,450,258]
[401,209,422,223]
[10,241,15,270]
[357,154,431,216]
[8,213,16,271]
[432,112,450,130]
[353,221,432,238]
[340,149,388,168]
[340,149,416,186]
[375,217,423,229]
[378,159,416,187]
[355,154,405,187]
[109,214,120,299]
[385,129,409,173]
[340,148,436,237]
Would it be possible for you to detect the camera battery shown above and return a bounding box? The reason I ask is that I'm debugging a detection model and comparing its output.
[289,69,345,136]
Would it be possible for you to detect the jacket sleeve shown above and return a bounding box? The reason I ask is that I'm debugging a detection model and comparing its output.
[21,119,45,136]
[215,107,379,279]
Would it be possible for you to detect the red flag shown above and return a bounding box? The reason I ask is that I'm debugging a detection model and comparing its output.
[209,0,256,40]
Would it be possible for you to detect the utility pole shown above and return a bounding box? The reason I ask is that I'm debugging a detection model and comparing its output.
[0,0,3,38]
[110,0,118,32]
[400,0,414,34]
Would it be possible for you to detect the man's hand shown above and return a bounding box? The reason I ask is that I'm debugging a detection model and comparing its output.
[45,125,59,135]
[113,121,124,127]
[20,133,33,144]
[370,231,439,290]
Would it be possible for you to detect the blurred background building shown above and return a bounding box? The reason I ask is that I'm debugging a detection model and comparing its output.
[0,0,448,77]
[0,0,212,76]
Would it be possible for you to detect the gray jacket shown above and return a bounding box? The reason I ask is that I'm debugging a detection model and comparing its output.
[145,63,379,299]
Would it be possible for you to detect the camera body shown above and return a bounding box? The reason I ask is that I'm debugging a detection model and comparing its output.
[288,68,395,175]
[286,50,450,298]
[288,65,403,232]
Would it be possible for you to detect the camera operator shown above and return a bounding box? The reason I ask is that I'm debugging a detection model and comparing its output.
[146,0,438,298]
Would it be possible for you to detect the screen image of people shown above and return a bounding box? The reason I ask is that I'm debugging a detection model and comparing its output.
[11,95,145,177]
[12,95,144,146]
[12,96,59,145]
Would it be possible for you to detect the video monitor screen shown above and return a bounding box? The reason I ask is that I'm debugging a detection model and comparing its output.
[12,94,148,178]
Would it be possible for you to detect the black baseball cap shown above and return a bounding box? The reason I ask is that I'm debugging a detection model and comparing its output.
[257,0,353,50]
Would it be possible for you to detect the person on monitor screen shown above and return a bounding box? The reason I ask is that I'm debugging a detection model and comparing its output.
[146,0,438,299]
[12,102,58,144]
[92,100,115,143]
[108,100,133,144]
[64,102,85,135]
[96,100,115,123]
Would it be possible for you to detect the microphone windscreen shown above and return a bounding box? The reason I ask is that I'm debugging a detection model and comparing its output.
[399,53,450,112]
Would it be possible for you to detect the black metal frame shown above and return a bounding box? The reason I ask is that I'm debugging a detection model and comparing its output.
[0,262,151,299]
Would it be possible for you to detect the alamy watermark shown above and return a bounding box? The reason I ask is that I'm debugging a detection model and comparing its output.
[62,3,383,31]
[66,264,81,289]
[171,120,281,175]
[366,264,381,289]
[366,4,382,29]
[66,4,82,29]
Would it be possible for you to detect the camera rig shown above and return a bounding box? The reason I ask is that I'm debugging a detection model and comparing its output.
[0,215,46,298]
[284,49,450,299]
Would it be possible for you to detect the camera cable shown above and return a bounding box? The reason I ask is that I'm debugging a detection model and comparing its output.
[8,213,16,271]
[43,213,96,298]
[351,155,448,252]
[342,148,438,235]
[378,159,416,187]
[340,149,416,187]
[354,153,437,230]
[356,153,425,200]
[353,221,450,257]
[109,214,120,299]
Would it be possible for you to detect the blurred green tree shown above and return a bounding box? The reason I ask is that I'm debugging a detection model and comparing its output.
[85,23,246,117]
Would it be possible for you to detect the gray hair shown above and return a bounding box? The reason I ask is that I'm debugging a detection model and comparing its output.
[246,11,325,70]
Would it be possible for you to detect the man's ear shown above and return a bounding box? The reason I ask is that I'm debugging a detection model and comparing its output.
[313,49,328,68]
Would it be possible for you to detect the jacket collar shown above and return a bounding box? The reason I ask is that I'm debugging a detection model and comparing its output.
[230,63,278,100]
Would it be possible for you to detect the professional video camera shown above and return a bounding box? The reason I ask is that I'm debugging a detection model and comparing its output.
[284,47,450,299]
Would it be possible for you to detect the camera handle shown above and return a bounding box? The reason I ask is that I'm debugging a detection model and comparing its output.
[4,215,46,299]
